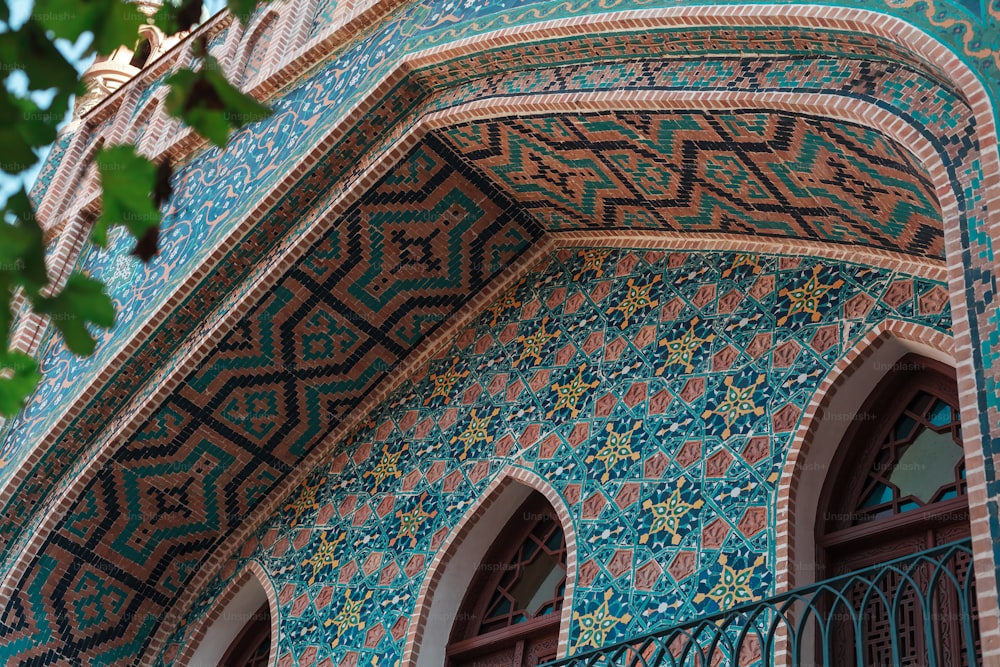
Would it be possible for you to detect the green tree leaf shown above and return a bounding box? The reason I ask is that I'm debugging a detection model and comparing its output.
[0,93,47,174]
[0,279,14,353]
[165,58,271,148]
[1,189,49,292]
[0,351,41,417]
[0,19,83,98]
[33,0,147,55]
[94,145,162,253]
[152,0,203,35]
[227,0,262,25]
[33,273,115,356]
[0,0,275,419]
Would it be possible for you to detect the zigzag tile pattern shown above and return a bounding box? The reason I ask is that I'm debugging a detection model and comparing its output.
[0,112,956,664]
[440,111,942,256]
[0,50,975,566]
[3,0,999,660]
[0,31,975,488]
[0,137,541,665]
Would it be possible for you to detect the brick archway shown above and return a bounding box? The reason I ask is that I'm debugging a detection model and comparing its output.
[2,5,997,665]
[171,560,279,667]
[401,466,577,667]
[776,320,956,594]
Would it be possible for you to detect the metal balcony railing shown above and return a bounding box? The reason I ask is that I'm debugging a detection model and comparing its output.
[544,539,980,667]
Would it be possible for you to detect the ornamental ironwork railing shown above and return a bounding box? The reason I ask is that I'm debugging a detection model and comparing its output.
[544,538,979,667]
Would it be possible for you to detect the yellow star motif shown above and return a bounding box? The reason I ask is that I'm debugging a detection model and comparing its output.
[303,530,346,585]
[721,253,762,278]
[574,248,614,280]
[657,317,715,374]
[702,374,766,439]
[694,554,767,609]
[325,589,374,648]
[546,364,600,419]
[640,477,703,545]
[572,589,633,651]
[586,421,642,483]
[363,443,408,492]
[777,265,844,325]
[607,276,661,329]
[514,316,562,367]
[450,407,500,460]
[284,479,322,527]
[486,281,524,326]
[390,493,437,547]
[424,358,468,406]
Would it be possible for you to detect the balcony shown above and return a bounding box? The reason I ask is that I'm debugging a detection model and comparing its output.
[544,539,980,667]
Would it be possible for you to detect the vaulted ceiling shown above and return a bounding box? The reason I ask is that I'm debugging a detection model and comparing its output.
[1,17,979,664]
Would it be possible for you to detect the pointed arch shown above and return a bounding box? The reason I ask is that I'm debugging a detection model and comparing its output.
[401,466,577,667]
[239,11,281,85]
[775,320,955,593]
[174,560,279,667]
[130,98,163,155]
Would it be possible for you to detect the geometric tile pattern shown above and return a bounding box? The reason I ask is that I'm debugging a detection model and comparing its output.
[28,133,73,204]
[0,50,972,507]
[151,247,952,666]
[441,111,942,257]
[1,31,977,527]
[3,5,981,487]
[4,1,998,662]
[0,138,540,665]
[3,58,982,667]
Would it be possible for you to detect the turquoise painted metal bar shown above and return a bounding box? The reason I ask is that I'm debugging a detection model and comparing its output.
[544,538,978,667]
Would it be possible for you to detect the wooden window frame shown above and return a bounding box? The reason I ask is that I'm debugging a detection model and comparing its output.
[219,603,271,667]
[446,492,566,665]
[817,355,964,553]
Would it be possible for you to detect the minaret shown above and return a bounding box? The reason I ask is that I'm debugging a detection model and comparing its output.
[74,1,181,116]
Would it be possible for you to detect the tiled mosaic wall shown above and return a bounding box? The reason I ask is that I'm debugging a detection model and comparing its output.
[157,246,952,665]
[4,0,992,486]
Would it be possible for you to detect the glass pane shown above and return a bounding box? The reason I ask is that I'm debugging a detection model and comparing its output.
[861,482,892,508]
[938,489,957,501]
[546,529,562,552]
[507,551,566,617]
[890,428,963,504]
[486,596,511,620]
[928,399,952,427]
[893,414,918,440]
[907,392,932,415]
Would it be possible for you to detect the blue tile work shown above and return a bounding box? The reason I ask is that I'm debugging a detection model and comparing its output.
[0,136,542,665]
[311,0,338,38]
[155,247,952,666]
[28,132,73,205]
[131,72,168,122]
[3,1,989,481]
[0,41,978,533]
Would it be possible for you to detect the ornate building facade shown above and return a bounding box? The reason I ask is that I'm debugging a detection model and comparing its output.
[1,0,998,665]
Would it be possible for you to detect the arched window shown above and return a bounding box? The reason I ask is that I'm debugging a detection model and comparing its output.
[446,491,566,667]
[219,603,271,667]
[818,355,980,665]
[130,38,152,69]
[240,13,278,85]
